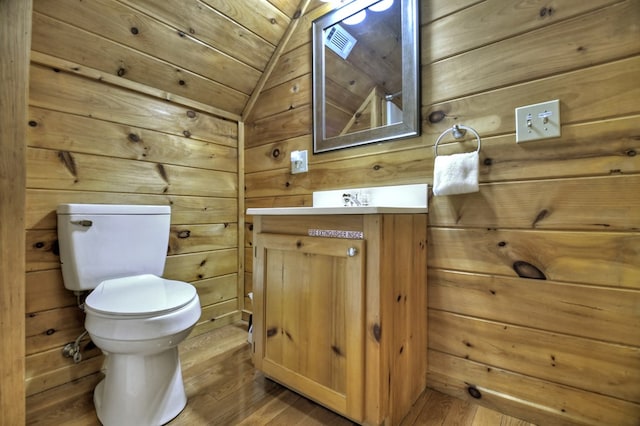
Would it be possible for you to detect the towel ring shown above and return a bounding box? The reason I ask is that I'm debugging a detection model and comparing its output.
[434,124,481,157]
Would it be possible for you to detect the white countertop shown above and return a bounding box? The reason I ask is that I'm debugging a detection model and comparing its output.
[246,206,428,215]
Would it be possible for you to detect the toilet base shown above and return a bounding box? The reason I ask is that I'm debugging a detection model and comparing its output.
[93,347,187,426]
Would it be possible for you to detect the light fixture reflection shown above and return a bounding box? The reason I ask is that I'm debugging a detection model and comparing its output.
[343,10,366,25]
[369,0,393,12]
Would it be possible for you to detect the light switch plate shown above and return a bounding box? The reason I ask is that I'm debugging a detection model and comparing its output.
[515,99,561,143]
[291,150,308,174]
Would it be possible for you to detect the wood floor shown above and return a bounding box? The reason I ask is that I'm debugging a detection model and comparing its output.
[26,322,535,425]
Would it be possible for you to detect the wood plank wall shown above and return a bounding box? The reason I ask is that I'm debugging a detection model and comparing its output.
[244,1,640,424]
[22,0,302,401]
[1,1,32,423]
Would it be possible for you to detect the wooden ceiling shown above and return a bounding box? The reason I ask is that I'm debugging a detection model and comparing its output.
[31,0,333,120]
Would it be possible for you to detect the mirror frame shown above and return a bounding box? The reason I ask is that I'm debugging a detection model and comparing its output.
[312,0,420,153]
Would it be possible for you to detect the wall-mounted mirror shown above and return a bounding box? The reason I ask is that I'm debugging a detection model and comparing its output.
[312,0,419,153]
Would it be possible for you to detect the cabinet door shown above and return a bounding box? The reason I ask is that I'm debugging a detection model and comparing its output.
[254,233,365,422]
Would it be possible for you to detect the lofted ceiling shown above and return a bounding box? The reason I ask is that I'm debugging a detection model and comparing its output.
[31,0,333,120]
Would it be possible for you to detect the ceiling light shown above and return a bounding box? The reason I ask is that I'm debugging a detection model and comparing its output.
[343,10,366,25]
[369,0,393,12]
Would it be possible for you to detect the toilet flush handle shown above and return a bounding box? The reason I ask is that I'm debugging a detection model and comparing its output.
[70,219,93,227]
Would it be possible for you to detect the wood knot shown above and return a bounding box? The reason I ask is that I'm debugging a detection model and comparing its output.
[28,120,38,127]
[296,240,303,248]
[467,386,482,399]
[45,328,56,336]
[513,261,546,280]
[497,241,507,247]
[186,110,196,118]
[178,79,186,86]
[532,209,549,227]
[130,27,139,35]
[428,110,446,123]
[266,327,278,338]
[373,164,381,171]
[483,158,493,166]
[331,345,343,356]
[272,148,280,158]
[157,164,169,183]
[177,230,190,239]
[293,9,302,19]
[128,133,140,142]
[539,7,554,17]
[189,28,196,34]
[177,30,186,37]
[58,151,77,176]
[117,67,126,77]
[626,149,636,157]
[372,323,381,342]
[183,130,191,137]
[34,241,45,249]
[270,18,277,24]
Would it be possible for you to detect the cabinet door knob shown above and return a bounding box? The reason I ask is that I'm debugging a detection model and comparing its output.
[347,247,358,257]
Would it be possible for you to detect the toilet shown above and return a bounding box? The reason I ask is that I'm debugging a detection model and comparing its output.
[56,204,201,426]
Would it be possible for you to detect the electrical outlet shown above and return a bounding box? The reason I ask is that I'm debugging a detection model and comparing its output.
[515,99,561,143]
[290,150,308,174]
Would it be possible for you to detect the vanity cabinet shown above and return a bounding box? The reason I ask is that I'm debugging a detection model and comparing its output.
[251,213,427,425]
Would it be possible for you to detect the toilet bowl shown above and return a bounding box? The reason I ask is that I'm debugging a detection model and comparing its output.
[56,204,202,426]
[86,275,200,425]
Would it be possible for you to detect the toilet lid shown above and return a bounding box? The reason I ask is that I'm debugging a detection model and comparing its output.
[85,274,197,316]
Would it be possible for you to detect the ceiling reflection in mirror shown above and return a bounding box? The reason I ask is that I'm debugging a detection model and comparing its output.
[313,0,419,153]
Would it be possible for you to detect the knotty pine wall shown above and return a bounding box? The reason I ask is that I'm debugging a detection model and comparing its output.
[1,1,32,424]
[22,0,287,401]
[245,1,640,425]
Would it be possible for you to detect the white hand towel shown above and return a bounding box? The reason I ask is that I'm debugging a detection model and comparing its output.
[433,151,479,196]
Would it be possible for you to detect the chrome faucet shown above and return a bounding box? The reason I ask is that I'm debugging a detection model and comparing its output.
[342,191,370,206]
[342,192,361,206]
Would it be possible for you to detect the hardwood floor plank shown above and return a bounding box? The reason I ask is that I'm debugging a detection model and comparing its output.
[236,390,302,425]
[414,389,455,425]
[400,388,433,425]
[26,322,534,425]
[472,406,504,425]
[443,397,478,425]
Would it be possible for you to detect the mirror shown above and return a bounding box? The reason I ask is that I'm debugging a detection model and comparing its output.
[312,0,419,153]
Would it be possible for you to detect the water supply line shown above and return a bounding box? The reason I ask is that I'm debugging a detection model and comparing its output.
[63,330,88,363]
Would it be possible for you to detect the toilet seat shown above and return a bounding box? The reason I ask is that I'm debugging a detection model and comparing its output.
[86,274,197,317]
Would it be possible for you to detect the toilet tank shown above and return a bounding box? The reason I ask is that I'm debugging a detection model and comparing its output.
[57,204,171,292]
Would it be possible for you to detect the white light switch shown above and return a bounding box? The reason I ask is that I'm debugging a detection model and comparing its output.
[515,99,561,143]
[290,150,308,174]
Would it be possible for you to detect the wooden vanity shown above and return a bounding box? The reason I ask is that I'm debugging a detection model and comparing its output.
[248,208,428,425]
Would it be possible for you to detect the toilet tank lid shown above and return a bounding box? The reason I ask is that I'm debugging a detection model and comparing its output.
[57,204,170,215]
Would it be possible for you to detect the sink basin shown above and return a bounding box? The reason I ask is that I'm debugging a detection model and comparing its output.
[312,183,428,208]
[246,184,428,215]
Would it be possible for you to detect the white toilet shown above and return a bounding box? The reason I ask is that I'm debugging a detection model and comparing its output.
[56,204,201,426]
